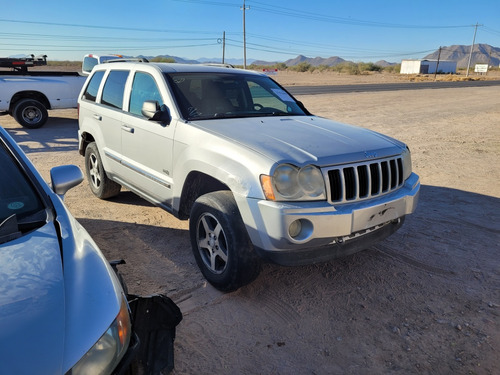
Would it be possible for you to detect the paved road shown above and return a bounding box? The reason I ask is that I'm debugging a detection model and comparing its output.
[286,79,500,95]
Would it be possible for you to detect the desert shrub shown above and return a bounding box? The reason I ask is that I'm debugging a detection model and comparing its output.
[358,62,382,72]
[275,62,287,70]
[315,64,330,72]
[292,62,313,72]
[47,60,81,67]
[383,64,401,73]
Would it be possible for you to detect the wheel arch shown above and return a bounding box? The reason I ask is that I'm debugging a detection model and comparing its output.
[78,131,95,156]
[10,91,51,112]
[177,171,230,220]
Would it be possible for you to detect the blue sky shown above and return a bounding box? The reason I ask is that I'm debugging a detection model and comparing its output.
[1,0,499,63]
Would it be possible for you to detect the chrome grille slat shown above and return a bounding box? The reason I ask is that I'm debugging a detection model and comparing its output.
[326,157,404,204]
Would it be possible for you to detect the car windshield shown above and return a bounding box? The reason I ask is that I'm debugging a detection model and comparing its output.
[165,72,307,121]
[0,141,47,243]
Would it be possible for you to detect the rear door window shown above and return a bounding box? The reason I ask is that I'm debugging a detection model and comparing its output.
[83,70,105,102]
[101,70,129,109]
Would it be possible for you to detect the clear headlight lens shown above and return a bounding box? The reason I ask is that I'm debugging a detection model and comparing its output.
[402,147,412,181]
[261,164,326,201]
[274,164,301,198]
[69,296,131,375]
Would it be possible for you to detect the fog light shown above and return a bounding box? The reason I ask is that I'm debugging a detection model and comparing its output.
[289,219,302,238]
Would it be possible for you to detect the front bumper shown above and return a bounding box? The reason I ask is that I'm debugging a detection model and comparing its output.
[246,173,420,265]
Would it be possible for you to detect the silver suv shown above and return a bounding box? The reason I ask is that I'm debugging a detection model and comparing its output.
[78,62,420,291]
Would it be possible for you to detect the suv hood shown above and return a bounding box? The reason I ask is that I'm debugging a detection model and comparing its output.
[0,221,66,374]
[191,116,405,165]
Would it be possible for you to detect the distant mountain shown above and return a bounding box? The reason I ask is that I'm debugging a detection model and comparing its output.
[137,44,500,69]
[197,57,255,65]
[138,54,200,64]
[423,44,500,68]
[375,60,397,67]
[250,55,348,67]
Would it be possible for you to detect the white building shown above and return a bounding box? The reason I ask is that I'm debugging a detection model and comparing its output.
[400,59,457,74]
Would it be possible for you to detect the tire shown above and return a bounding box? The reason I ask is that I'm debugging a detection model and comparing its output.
[84,142,121,199]
[12,99,48,129]
[189,191,261,292]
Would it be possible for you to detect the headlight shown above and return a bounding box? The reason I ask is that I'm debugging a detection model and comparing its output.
[402,147,412,181]
[69,296,131,375]
[260,164,326,201]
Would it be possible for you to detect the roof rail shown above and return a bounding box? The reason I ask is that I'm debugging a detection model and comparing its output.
[104,58,150,64]
[202,63,234,69]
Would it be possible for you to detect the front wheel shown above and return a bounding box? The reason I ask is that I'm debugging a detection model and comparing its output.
[84,142,121,199]
[12,99,48,129]
[189,191,261,292]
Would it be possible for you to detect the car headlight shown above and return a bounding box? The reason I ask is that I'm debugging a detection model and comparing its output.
[402,146,412,182]
[69,296,131,375]
[260,164,326,201]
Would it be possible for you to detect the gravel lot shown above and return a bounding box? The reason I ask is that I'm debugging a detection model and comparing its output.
[2,73,499,374]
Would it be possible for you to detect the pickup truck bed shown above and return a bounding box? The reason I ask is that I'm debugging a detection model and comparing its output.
[0,55,86,128]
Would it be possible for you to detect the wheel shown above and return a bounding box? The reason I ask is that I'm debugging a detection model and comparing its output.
[84,142,121,199]
[12,99,48,129]
[189,191,261,292]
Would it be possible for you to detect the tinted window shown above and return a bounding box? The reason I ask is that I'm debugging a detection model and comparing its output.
[101,70,129,109]
[165,72,306,120]
[0,141,45,228]
[82,56,99,74]
[83,70,105,102]
[129,72,164,116]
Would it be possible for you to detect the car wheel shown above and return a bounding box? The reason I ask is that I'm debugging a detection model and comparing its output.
[84,142,121,199]
[190,191,261,292]
[12,99,48,129]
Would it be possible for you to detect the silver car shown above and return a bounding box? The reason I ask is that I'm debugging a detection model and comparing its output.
[0,126,136,374]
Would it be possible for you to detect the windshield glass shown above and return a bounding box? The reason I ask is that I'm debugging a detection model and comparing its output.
[0,141,46,232]
[165,72,307,121]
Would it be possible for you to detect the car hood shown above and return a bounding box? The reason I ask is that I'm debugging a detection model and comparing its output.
[191,116,405,165]
[0,221,66,375]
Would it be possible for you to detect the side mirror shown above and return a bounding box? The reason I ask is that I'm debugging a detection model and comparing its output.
[50,165,84,199]
[142,101,171,125]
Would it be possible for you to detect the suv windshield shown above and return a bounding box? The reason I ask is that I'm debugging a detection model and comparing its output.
[165,72,307,121]
[0,141,47,243]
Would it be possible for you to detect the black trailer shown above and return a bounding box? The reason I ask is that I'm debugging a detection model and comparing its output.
[0,54,48,73]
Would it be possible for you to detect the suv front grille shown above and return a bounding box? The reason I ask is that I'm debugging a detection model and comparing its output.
[326,157,404,203]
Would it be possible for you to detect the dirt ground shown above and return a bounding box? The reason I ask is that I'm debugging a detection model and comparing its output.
[1,71,499,374]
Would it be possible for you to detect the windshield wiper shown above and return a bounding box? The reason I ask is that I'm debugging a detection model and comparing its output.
[0,210,48,244]
[0,214,22,244]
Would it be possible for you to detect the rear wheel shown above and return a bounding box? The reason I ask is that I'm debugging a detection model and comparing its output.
[190,191,261,292]
[84,142,121,199]
[12,99,48,129]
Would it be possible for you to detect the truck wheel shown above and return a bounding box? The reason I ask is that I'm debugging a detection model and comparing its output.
[84,142,121,199]
[12,99,48,129]
[190,191,261,292]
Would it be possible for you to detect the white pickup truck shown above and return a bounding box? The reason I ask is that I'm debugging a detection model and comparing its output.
[0,55,86,128]
[0,54,132,128]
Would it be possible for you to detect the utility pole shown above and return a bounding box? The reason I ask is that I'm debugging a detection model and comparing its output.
[222,31,226,64]
[466,23,482,77]
[241,1,249,69]
[434,46,442,81]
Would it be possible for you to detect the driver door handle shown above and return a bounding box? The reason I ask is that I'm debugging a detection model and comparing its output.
[122,125,134,134]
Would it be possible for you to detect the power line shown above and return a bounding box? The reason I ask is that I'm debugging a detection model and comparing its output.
[248,1,473,29]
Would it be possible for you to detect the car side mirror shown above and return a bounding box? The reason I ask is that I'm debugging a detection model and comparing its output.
[142,101,171,125]
[50,165,84,199]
